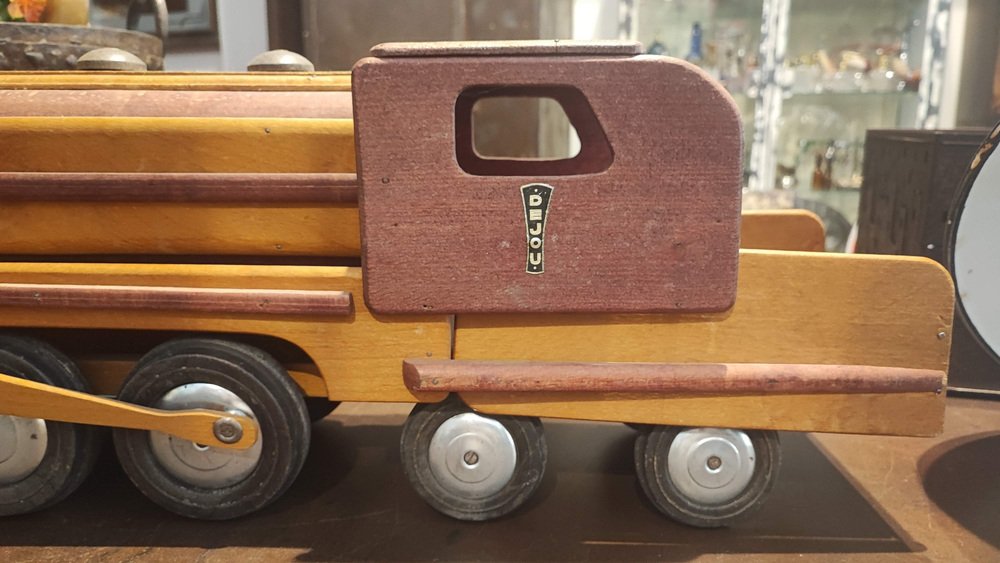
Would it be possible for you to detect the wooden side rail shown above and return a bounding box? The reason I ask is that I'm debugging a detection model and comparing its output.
[0,283,353,316]
[0,372,258,450]
[403,359,944,396]
[0,172,359,203]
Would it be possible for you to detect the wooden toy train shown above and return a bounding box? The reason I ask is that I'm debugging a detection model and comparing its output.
[0,41,953,525]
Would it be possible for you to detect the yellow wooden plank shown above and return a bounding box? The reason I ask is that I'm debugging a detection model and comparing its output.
[0,203,360,256]
[0,117,355,173]
[740,209,826,252]
[456,249,954,436]
[0,72,352,91]
[0,263,450,403]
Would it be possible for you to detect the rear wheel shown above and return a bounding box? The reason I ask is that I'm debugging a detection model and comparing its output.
[400,396,547,521]
[0,334,101,516]
[113,338,310,520]
[636,426,780,527]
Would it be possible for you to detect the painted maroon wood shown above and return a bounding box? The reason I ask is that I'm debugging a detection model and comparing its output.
[354,43,743,314]
[0,90,353,118]
[371,40,642,58]
[0,283,353,316]
[0,172,358,203]
[403,359,944,395]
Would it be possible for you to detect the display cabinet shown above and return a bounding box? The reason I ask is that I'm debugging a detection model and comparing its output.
[623,0,951,241]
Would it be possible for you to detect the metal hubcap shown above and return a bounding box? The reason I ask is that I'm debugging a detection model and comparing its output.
[666,428,756,505]
[149,383,262,488]
[0,415,47,485]
[428,412,516,499]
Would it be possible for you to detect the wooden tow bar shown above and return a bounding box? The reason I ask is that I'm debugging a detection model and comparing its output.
[0,372,258,450]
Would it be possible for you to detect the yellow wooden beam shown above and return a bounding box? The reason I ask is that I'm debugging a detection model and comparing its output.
[0,72,352,91]
[0,372,258,449]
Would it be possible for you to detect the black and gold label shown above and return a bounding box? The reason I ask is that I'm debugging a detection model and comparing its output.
[520,183,553,274]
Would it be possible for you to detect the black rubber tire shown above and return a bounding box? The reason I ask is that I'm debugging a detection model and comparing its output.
[113,338,310,520]
[304,398,340,423]
[0,334,101,516]
[400,396,547,521]
[638,426,781,528]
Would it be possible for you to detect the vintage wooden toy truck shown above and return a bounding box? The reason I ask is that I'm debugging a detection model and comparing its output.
[0,41,953,525]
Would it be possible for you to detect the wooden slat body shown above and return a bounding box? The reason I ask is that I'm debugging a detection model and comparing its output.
[453,249,954,436]
[0,263,451,403]
[0,117,360,257]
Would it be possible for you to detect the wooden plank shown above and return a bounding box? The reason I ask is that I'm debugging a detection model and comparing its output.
[460,391,945,437]
[0,203,360,257]
[0,71,351,91]
[0,372,258,450]
[0,283,353,316]
[0,172,358,203]
[0,117,355,173]
[740,209,825,252]
[0,90,352,118]
[403,359,944,395]
[371,40,643,58]
[455,249,954,436]
[0,263,451,404]
[356,51,742,314]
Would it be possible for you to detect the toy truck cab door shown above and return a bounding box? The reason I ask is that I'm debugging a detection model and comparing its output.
[353,41,743,314]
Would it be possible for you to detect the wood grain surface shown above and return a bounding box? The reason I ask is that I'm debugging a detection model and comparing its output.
[1,117,355,173]
[0,263,451,404]
[0,372,258,449]
[740,209,826,252]
[455,249,954,436]
[0,283,352,316]
[356,52,743,314]
[0,172,358,203]
[403,359,943,395]
[0,71,351,91]
[371,40,643,57]
[0,90,353,118]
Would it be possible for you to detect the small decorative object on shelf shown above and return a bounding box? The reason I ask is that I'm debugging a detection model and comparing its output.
[1,0,46,22]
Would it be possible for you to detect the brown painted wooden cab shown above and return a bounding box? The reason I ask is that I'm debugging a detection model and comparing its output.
[354,41,744,314]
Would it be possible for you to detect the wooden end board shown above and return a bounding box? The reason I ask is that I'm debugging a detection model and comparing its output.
[740,209,826,252]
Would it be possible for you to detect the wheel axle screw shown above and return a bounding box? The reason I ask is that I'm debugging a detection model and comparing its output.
[706,455,722,470]
[213,417,244,445]
[463,450,479,466]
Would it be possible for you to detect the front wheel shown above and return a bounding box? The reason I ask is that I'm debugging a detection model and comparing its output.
[400,397,547,521]
[635,426,781,528]
[0,334,101,516]
[113,338,310,520]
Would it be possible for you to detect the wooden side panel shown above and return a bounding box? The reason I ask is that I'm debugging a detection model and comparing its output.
[0,117,360,257]
[454,249,954,436]
[0,264,450,403]
[2,117,355,173]
[0,71,352,91]
[740,209,825,252]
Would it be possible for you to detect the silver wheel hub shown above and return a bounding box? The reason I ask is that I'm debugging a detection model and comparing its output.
[149,383,261,488]
[667,428,755,505]
[0,415,47,485]
[428,412,516,499]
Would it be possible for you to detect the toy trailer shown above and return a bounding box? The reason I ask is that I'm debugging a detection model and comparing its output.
[0,42,952,526]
